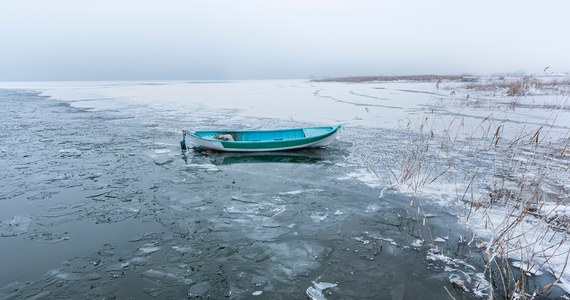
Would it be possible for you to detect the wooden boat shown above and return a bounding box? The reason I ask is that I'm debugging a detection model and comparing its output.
[181,125,340,152]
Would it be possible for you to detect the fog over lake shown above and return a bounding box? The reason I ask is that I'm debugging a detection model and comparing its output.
[1,1,569,81]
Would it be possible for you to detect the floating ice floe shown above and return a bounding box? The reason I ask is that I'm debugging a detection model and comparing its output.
[154,149,171,154]
[0,215,32,237]
[512,261,544,276]
[278,189,324,196]
[310,211,328,222]
[0,281,20,296]
[184,163,219,172]
[128,231,157,242]
[306,281,337,300]
[105,262,130,272]
[172,245,203,255]
[31,291,51,299]
[353,236,370,245]
[58,148,82,156]
[410,239,423,247]
[426,246,452,264]
[472,273,492,297]
[449,274,469,292]
[43,268,81,281]
[365,204,380,213]
[128,256,149,265]
[142,268,193,286]
[231,195,258,204]
[337,169,381,188]
[154,158,174,165]
[187,281,211,297]
[139,243,161,254]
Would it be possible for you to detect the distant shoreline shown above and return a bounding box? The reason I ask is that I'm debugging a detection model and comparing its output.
[311,75,477,83]
[311,73,570,83]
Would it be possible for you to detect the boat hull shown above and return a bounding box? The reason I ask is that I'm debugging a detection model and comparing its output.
[185,126,340,152]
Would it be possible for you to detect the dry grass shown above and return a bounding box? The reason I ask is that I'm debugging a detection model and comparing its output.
[389,113,570,299]
[463,123,570,298]
[388,115,454,193]
[465,77,570,97]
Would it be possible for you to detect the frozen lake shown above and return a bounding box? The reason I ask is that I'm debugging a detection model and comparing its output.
[1,78,569,299]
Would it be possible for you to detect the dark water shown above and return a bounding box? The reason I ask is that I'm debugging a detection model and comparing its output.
[0,89,564,299]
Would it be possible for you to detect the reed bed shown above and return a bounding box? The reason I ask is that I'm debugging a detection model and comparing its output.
[389,100,570,299]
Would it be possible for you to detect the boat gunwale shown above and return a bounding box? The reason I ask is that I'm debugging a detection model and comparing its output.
[189,125,340,144]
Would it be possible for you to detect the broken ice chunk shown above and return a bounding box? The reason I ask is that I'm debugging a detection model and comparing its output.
[0,215,32,237]
[139,243,161,254]
[306,281,337,300]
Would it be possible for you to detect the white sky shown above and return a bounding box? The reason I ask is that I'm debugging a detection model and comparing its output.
[1,0,569,81]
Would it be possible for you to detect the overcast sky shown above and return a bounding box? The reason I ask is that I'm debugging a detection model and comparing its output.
[1,0,569,81]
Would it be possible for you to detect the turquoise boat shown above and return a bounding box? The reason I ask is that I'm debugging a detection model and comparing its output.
[181,125,340,152]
